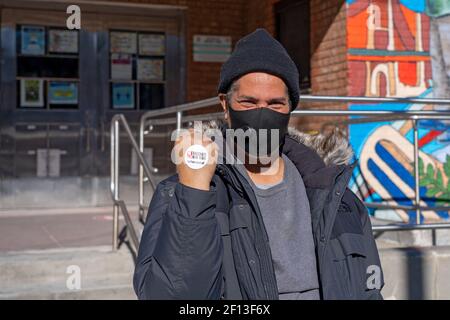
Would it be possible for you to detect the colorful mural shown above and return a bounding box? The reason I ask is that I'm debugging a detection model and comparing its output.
[346,0,450,222]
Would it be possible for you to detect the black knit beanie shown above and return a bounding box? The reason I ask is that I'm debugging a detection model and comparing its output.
[218,28,300,110]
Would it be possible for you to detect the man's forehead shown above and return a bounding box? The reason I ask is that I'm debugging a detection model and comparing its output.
[233,73,289,96]
[237,72,285,84]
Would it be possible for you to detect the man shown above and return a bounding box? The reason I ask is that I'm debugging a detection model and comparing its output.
[134,29,384,300]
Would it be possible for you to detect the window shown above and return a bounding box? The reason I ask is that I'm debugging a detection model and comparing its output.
[109,30,166,110]
[16,25,79,109]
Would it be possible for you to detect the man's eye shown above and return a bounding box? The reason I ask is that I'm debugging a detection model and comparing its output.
[240,100,256,106]
[269,103,284,109]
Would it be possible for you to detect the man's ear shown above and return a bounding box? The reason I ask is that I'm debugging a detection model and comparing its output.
[218,94,228,121]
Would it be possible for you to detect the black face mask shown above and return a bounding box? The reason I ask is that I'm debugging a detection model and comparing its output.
[228,106,290,158]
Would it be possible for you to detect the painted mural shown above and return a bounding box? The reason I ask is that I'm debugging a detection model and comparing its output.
[347,0,450,222]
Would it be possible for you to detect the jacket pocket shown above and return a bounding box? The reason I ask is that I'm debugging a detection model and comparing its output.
[331,233,367,261]
[328,233,368,299]
[229,203,251,232]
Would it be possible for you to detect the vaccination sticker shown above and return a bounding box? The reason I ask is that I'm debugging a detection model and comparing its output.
[184,144,208,169]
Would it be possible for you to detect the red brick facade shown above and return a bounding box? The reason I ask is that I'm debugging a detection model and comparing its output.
[307,0,348,131]
[110,0,349,129]
[108,0,247,103]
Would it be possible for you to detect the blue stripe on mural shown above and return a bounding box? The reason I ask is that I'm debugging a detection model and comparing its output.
[419,120,449,131]
[367,158,417,222]
[400,0,425,13]
[372,144,449,220]
[375,142,427,196]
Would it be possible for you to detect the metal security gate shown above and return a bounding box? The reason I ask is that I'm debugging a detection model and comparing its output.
[0,1,186,179]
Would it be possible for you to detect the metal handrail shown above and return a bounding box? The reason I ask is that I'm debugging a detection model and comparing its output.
[139,94,450,126]
[117,200,140,250]
[322,114,450,128]
[123,95,450,246]
[372,223,450,232]
[296,95,450,105]
[365,202,450,211]
[292,110,450,117]
[110,114,158,251]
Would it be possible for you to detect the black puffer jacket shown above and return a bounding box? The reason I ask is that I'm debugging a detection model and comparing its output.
[134,126,384,300]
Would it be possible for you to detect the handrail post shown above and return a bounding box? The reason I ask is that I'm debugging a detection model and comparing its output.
[413,118,421,225]
[111,114,158,251]
[176,111,183,131]
[118,200,140,251]
[138,117,145,222]
[112,119,120,251]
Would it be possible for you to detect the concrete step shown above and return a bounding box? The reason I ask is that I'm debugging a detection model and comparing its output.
[0,245,136,300]
[379,245,450,299]
[1,281,136,300]
[0,173,172,210]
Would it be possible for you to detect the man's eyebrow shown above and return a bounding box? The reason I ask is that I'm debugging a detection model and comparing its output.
[236,95,287,103]
[267,97,288,103]
[236,95,257,101]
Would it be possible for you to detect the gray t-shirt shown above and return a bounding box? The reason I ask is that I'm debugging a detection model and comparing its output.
[236,154,320,300]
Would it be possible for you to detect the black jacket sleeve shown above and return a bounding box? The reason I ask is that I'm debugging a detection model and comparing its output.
[351,190,385,300]
[133,176,224,299]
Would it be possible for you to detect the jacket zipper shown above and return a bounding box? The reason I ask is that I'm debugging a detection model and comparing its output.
[317,164,355,299]
[222,165,279,299]
[241,178,279,300]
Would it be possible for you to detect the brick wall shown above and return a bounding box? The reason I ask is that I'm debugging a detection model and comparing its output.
[245,0,280,34]
[310,0,347,97]
[306,0,348,132]
[243,0,349,132]
[245,0,349,97]
[106,0,349,131]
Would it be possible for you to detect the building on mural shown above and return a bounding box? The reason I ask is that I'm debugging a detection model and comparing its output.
[347,0,450,222]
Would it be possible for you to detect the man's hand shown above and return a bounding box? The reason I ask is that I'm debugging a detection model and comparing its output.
[175,129,218,191]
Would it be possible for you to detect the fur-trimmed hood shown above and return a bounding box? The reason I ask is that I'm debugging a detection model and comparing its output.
[287,127,354,166]
[198,120,354,166]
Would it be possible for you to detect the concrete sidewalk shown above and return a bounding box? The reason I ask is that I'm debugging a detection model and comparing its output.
[0,245,136,299]
[3,206,450,299]
[0,206,141,299]
[0,206,141,252]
